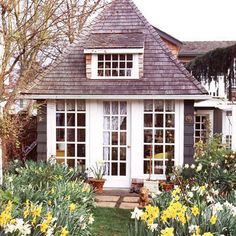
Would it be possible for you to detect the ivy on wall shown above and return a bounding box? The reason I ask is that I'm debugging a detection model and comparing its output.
[186,44,236,100]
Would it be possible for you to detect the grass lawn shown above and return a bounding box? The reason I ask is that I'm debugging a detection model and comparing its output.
[91,207,132,236]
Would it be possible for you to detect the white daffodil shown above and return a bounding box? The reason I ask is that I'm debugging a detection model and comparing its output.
[191,164,195,169]
[131,207,143,220]
[206,195,215,203]
[196,163,202,172]
[4,224,17,234]
[46,227,54,236]
[184,164,189,168]
[148,223,158,232]
[187,191,194,198]
[88,214,94,224]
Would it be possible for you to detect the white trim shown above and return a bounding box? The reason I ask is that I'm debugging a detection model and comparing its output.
[84,48,144,54]
[21,94,211,100]
[47,100,56,160]
[91,54,139,80]
[232,105,236,151]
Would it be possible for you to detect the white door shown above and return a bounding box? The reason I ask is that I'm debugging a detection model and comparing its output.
[103,101,131,188]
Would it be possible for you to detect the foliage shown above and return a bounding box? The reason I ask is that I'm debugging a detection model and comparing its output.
[0,161,95,235]
[186,43,236,100]
[129,186,236,236]
[89,161,105,180]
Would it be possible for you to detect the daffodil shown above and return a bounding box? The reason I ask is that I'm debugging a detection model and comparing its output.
[161,227,174,236]
[69,203,76,212]
[191,205,200,216]
[210,215,217,225]
[60,226,69,236]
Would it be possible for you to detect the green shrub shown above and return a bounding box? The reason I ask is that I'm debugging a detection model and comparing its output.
[0,161,95,236]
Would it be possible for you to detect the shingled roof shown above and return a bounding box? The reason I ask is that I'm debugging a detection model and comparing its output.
[22,0,207,97]
[179,41,236,57]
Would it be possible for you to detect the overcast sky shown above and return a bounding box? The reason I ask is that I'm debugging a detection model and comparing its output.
[132,0,236,41]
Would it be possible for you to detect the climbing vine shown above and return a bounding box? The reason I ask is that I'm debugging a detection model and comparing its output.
[186,43,236,100]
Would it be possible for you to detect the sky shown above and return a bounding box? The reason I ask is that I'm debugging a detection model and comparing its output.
[132,0,236,41]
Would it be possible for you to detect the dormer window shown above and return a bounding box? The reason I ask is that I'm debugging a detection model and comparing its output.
[84,48,143,80]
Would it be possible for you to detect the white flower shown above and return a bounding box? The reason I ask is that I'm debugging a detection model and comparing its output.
[223,169,227,173]
[46,227,54,236]
[131,207,143,220]
[79,215,85,223]
[196,163,202,172]
[184,164,189,168]
[212,202,223,215]
[206,195,215,203]
[191,186,199,192]
[187,191,194,198]
[191,164,195,169]
[148,223,158,232]
[18,223,31,236]
[4,224,17,234]
[88,214,94,224]
[189,225,199,234]
[211,189,219,196]
[81,223,87,230]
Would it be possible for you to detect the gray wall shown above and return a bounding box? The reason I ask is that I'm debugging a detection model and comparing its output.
[37,101,47,161]
[213,108,222,134]
[184,100,195,164]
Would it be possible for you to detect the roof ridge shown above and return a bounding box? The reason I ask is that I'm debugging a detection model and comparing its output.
[126,0,207,94]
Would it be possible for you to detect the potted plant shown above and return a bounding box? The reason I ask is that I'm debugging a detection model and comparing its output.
[161,156,174,192]
[88,161,106,193]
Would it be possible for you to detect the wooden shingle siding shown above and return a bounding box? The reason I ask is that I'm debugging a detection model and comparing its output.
[22,0,207,97]
[37,101,47,162]
[184,100,194,164]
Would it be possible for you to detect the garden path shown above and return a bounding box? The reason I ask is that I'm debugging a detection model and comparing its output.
[95,189,139,209]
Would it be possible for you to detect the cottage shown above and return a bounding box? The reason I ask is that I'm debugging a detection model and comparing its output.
[21,0,209,188]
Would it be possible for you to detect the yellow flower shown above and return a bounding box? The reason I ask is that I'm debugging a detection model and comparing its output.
[40,220,49,233]
[51,187,55,194]
[32,206,41,218]
[48,200,52,206]
[69,203,76,212]
[196,226,201,235]
[210,215,217,225]
[191,205,200,216]
[32,216,37,225]
[203,232,213,236]
[161,227,174,236]
[60,226,69,236]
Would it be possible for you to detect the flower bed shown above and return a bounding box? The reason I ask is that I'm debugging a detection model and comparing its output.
[129,137,236,236]
[0,161,95,236]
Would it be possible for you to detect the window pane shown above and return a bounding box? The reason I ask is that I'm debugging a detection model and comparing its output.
[66,159,75,168]
[127,54,133,60]
[112,61,118,69]
[105,62,111,68]
[105,54,111,60]
[56,100,65,111]
[98,54,103,60]
[67,144,75,157]
[144,114,153,127]
[77,129,85,142]
[144,145,152,159]
[105,70,111,76]
[67,100,75,111]
[155,114,163,127]
[112,54,118,60]
[120,62,125,68]
[103,147,110,161]
[144,130,152,143]
[112,102,118,114]
[104,102,110,114]
[77,100,85,111]
[154,146,164,159]
[77,159,86,172]
[120,117,127,130]
[112,147,118,160]
[120,102,127,115]
[112,116,119,130]
[103,132,110,145]
[56,143,65,154]
[67,114,75,126]
[144,161,151,174]
[103,116,110,130]
[166,130,175,143]
[155,130,163,143]
[166,145,174,159]
[77,114,85,126]
[112,132,118,145]
[120,132,126,145]
[56,129,65,141]
[120,163,126,176]
[78,144,85,157]
[154,163,163,174]
[119,70,125,76]
[56,113,65,126]
[112,163,118,176]
[120,54,125,60]
[166,114,175,127]
[120,147,126,160]
[127,62,133,68]
[144,100,153,112]
[112,70,118,76]
[67,129,75,142]
[165,101,175,112]
[98,70,103,76]
[98,62,104,68]
[154,100,164,112]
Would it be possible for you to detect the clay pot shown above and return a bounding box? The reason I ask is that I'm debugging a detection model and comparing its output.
[88,178,106,193]
[162,182,174,192]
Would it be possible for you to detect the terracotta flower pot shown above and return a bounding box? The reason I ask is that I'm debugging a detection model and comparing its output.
[88,178,106,193]
[162,182,174,192]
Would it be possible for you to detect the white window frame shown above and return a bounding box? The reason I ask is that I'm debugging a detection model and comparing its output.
[142,100,184,180]
[91,53,139,79]
[194,110,213,143]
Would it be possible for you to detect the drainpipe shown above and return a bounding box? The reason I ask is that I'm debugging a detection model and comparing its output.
[0,104,3,185]
[232,105,236,151]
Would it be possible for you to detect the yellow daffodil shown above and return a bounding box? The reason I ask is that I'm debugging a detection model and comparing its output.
[210,215,217,225]
[191,205,200,216]
[202,232,213,236]
[161,227,174,236]
[69,203,76,212]
[60,226,69,236]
